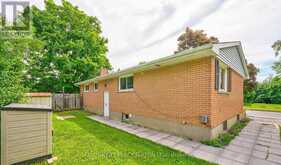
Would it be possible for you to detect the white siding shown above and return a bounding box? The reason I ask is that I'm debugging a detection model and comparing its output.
[218,46,246,77]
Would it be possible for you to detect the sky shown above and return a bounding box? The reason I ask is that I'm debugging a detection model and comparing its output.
[7,0,281,81]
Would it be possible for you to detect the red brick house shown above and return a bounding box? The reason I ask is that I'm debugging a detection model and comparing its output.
[76,41,249,141]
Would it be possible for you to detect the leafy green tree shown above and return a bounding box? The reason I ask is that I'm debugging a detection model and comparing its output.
[244,63,259,103]
[272,40,281,75]
[272,40,281,56]
[252,40,281,104]
[272,60,281,76]
[0,39,34,106]
[244,63,259,92]
[28,0,111,93]
[255,77,281,104]
[175,27,219,53]
[0,3,43,106]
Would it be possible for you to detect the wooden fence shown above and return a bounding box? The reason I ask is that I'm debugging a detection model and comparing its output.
[52,94,81,111]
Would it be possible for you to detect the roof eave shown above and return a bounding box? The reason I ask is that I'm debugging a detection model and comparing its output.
[75,41,250,86]
[75,44,214,86]
[236,44,250,79]
[97,50,215,82]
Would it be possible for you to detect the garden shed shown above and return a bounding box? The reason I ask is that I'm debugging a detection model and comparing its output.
[25,93,52,107]
[1,104,52,165]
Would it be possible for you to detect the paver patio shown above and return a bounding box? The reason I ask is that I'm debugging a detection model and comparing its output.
[88,113,281,165]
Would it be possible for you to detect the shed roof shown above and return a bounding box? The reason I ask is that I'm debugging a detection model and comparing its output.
[75,41,249,86]
[1,103,52,111]
[25,93,52,97]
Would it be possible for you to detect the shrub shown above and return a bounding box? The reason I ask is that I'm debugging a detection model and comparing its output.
[244,90,256,103]
[254,77,281,104]
[201,118,250,148]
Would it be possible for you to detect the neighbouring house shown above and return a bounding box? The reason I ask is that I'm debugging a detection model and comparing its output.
[75,41,249,141]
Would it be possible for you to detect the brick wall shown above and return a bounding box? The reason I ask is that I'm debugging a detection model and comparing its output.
[81,56,244,128]
[82,83,104,115]
[210,57,244,128]
[83,57,212,127]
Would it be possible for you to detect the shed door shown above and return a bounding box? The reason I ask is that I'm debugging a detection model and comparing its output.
[103,91,109,117]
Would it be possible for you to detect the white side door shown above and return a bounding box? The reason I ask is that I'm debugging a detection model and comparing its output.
[103,91,109,117]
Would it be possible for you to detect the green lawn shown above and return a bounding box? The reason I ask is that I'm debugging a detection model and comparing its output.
[244,103,281,112]
[34,111,214,165]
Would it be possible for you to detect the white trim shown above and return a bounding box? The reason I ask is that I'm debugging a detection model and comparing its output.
[84,84,89,92]
[103,91,109,117]
[236,44,249,78]
[93,82,98,92]
[118,89,134,92]
[119,74,133,78]
[119,74,134,92]
[218,62,228,92]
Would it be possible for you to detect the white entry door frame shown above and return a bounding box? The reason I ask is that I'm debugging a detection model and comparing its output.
[103,91,109,117]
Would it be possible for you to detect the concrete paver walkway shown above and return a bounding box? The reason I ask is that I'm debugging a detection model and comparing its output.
[247,111,281,124]
[88,114,281,165]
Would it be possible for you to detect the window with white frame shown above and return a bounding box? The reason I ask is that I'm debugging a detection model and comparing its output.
[93,82,98,92]
[219,63,228,92]
[119,75,134,91]
[84,85,89,92]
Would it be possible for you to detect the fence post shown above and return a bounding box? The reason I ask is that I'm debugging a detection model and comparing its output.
[52,94,56,111]
[74,94,77,109]
[80,94,83,109]
[62,93,65,111]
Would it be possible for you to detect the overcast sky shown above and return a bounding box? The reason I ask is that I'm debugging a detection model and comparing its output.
[29,0,281,81]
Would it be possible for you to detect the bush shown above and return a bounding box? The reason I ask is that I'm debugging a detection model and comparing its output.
[244,76,281,104]
[244,90,256,103]
[254,77,281,104]
[202,133,234,147]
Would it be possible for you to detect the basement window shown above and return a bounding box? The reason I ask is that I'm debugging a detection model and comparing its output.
[119,75,134,91]
[237,114,240,121]
[122,113,131,120]
[223,120,228,131]
[84,85,89,92]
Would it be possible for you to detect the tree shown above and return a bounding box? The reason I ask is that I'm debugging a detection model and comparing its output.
[272,40,281,75]
[0,39,32,106]
[255,77,281,104]
[272,40,281,56]
[244,63,259,92]
[175,27,219,53]
[27,0,111,93]
[243,63,259,103]
[0,3,44,107]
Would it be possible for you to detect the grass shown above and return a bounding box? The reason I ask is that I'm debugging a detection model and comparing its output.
[244,103,281,112]
[33,111,214,165]
[201,118,250,148]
